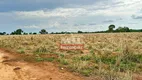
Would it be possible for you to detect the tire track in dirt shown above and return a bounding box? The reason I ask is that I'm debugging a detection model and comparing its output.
[0,49,84,80]
[1,49,141,80]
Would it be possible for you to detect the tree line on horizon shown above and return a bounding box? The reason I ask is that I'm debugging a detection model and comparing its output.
[0,24,142,35]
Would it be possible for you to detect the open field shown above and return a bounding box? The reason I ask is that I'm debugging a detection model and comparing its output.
[0,33,142,80]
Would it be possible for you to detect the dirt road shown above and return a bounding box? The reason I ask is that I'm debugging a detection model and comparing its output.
[0,49,142,80]
[0,49,84,80]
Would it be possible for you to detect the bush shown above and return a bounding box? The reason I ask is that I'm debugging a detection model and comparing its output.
[101,56,116,64]
[58,58,69,65]
[80,69,92,76]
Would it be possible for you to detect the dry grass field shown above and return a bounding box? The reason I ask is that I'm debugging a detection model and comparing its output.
[0,33,142,80]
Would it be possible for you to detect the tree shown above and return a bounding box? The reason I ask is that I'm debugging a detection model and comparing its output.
[78,31,83,33]
[0,32,6,35]
[15,29,23,35]
[29,32,33,35]
[123,27,130,32]
[23,32,28,35]
[33,32,37,35]
[3,32,6,35]
[39,29,48,34]
[11,29,23,35]
[51,32,54,34]
[116,27,123,32]
[115,27,130,32]
[108,24,115,32]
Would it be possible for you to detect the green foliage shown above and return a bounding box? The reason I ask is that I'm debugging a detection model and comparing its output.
[33,32,37,35]
[108,24,115,32]
[80,68,92,76]
[78,31,83,33]
[36,57,55,62]
[59,54,65,58]
[44,57,55,62]
[92,53,141,72]
[39,29,48,34]
[11,29,23,35]
[23,32,28,35]
[1,25,142,35]
[17,48,25,54]
[81,55,92,61]
[58,58,69,65]
[114,53,142,72]
[123,54,142,63]
[129,29,142,32]
[115,27,130,32]
[0,32,6,35]
[92,56,100,63]
[101,56,116,64]
[29,32,32,34]
[0,32,142,78]
[118,60,136,72]
[35,57,44,62]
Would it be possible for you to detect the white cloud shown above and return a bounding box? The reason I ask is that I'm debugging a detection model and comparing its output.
[1,0,142,32]
[15,8,87,19]
[14,0,142,19]
[20,25,41,29]
[88,0,142,16]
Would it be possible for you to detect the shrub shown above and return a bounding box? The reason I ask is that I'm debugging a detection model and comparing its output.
[58,58,69,65]
[80,68,92,76]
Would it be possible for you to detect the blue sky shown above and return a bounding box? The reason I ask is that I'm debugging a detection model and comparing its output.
[0,0,142,33]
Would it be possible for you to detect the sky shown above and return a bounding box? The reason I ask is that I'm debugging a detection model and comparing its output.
[0,0,142,33]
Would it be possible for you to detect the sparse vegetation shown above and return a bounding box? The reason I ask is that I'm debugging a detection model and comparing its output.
[0,33,142,80]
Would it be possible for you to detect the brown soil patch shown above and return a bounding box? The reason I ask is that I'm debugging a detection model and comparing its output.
[0,48,141,80]
[0,49,84,80]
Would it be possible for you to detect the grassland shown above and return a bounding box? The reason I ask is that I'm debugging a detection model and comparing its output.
[0,33,142,80]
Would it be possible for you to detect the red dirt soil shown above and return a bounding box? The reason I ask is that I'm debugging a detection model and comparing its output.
[0,49,142,80]
[0,49,84,80]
